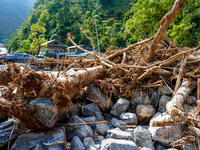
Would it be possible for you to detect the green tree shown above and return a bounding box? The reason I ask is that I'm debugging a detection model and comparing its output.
[123,0,200,47]
[20,40,31,54]
[106,18,115,26]
[28,24,47,56]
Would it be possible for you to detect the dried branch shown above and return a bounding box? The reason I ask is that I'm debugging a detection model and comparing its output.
[107,37,154,60]
[147,0,187,62]
[173,55,188,95]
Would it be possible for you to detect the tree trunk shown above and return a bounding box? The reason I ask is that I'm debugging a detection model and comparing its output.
[147,0,186,63]
[0,65,104,129]
[166,78,195,123]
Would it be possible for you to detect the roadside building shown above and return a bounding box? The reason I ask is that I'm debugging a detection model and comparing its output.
[40,39,67,58]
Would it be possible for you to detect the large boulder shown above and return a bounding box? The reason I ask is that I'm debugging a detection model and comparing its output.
[149,112,182,145]
[28,98,60,127]
[11,126,66,150]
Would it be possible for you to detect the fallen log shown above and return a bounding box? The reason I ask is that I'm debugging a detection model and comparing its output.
[166,78,195,123]
[0,65,105,129]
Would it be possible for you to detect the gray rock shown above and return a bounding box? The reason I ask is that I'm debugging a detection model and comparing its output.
[84,87,113,112]
[139,148,153,150]
[106,128,133,140]
[154,141,167,150]
[103,113,115,122]
[99,138,137,150]
[82,116,97,129]
[158,85,172,96]
[67,116,93,140]
[132,126,154,150]
[119,112,137,125]
[81,103,104,121]
[183,104,193,111]
[111,118,126,130]
[83,137,95,149]
[11,126,66,150]
[110,98,130,116]
[0,119,19,147]
[96,123,110,136]
[68,103,82,116]
[159,95,171,107]
[130,90,151,109]
[88,144,101,150]
[71,136,85,150]
[136,105,155,123]
[186,96,196,105]
[151,92,159,108]
[95,135,105,143]
[28,98,59,127]
[28,65,38,71]
[149,112,182,145]
[157,107,166,113]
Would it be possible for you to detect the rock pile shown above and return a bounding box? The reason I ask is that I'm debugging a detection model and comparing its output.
[0,84,198,150]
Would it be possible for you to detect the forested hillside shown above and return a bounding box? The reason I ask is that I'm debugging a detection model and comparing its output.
[0,0,36,43]
[6,0,200,53]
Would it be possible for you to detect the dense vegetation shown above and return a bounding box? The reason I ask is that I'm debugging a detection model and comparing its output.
[0,0,36,43]
[5,0,200,53]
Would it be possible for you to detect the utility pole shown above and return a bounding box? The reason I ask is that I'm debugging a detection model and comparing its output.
[94,16,100,56]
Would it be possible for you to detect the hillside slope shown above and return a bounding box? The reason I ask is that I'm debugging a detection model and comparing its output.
[0,0,36,42]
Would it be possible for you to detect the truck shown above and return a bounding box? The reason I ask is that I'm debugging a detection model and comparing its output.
[2,53,37,63]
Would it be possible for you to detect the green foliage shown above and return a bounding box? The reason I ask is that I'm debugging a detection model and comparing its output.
[28,24,47,55]
[6,0,200,54]
[124,0,200,47]
[106,18,115,26]
[20,40,31,54]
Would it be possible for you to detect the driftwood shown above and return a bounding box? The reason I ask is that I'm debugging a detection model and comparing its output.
[147,0,187,62]
[0,65,104,129]
[166,78,195,123]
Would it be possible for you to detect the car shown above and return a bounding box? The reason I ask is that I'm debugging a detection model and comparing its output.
[2,53,38,63]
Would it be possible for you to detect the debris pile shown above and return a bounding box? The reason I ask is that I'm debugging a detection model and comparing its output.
[0,0,200,149]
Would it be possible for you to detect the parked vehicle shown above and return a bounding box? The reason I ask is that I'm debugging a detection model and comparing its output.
[2,53,37,63]
[57,51,92,59]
